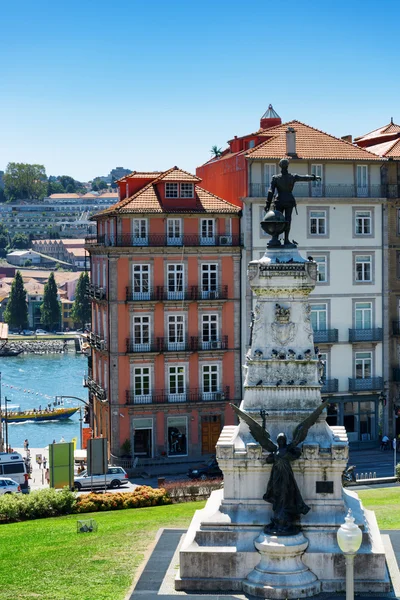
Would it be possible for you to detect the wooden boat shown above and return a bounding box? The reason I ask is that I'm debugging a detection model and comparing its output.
[2,406,79,423]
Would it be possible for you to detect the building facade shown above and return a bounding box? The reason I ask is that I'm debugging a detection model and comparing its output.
[85,167,242,462]
[198,109,388,445]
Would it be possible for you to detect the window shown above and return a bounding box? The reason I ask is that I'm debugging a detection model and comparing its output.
[200,219,215,244]
[132,219,148,245]
[202,314,219,349]
[311,164,323,197]
[314,255,328,283]
[133,316,150,351]
[168,416,187,456]
[168,315,185,350]
[133,264,150,299]
[133,418,153,458]
[355,255,372,282]
[310,303,327,331]
[355,352,372,379]
[167,264,184,299]
[309,210,326,235]
[202,364,219,400]
[201,264,218,298]
[356,165,368,197]
[165,183,178,198]
[264,164,276,186]
[355,302,372,329]
[167,218,182,245]
[168,366,186,401]
[180,183,194,198]
[355,210,372,235]
[133,367,151,402]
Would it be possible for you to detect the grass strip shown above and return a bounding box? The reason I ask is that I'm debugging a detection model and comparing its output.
[358,486,400,529]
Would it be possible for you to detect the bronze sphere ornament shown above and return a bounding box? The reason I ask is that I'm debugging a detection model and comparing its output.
[261,209,287,247]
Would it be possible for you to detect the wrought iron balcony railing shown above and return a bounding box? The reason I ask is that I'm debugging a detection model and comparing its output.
[320,378,339,393]
[86,376,107,402]
[86,283,107,301]
[125,335,229,354]
[348,328,382,343]
[249,183,388,199]
[85,233,243,248]
[348,377,383,392]
[125,285,229,302]
[125,386,230,406]
[125,338,160,353]
[313,329,339,343]
[88,332,107,351]
[393,321,400,336]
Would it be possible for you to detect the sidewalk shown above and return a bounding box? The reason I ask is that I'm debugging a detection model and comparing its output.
[14,446,49,490]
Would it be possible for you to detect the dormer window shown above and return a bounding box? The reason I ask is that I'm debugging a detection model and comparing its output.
[180,183,194,198]
[165,183,178,198]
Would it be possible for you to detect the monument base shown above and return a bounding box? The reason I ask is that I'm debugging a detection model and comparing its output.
[242,532,320,599]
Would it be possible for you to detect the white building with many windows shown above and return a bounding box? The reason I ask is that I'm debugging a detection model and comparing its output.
[242,120,387,445]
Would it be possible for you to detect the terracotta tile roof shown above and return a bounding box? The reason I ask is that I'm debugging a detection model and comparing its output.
[92,167,240,217]
[49,193,81,199]
[116,171,162,183]
[246,121,384,161]
[366,138,400,159]
[355,122,400,142]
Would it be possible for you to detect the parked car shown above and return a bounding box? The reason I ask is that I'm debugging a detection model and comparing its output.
[35,329,48,335]
[187,457,222,480]
[74,466,129,491]
[22,330,35,335]
[0,477,21,495]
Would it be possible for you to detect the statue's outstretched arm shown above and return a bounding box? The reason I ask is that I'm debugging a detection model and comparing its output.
[230,404,277,453]
[289,400,329,450]
[294,174,321,182]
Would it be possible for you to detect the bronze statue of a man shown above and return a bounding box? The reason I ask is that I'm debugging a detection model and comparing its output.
[265,159,321,247]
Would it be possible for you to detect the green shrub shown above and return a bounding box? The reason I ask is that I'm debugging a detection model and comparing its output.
[75,486,171,513]
[0,488,77,523]
[395,462,400,481]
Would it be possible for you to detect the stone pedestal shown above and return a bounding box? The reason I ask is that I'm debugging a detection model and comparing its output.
[242,532,320,599]
[176,247,391,596]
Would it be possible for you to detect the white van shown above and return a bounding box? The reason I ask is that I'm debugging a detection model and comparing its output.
[0,453,30,494]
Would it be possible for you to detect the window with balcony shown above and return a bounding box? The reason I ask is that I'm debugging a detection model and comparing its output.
[133,264,150,300]
[355,302,372,329]
[309,210,327,235]
[314,255,328,283]
[133,316,150,352]
[133,367,151,403]
[167,218,182,245]
[168,315,185,351]
[311,164,323,197]
[132,218,148,246]
[355,352,372,379]
[168,366,186,402]
[201,264,218,299]
[356,165,368,197]
[202,364,219,400]
[354,254,372,282]
[200,219,215,245]
[354,210,372,235]
[264,164,276,187]
[310,303,327,331]
[180,183,194,198]
[202,314,219,349]
[165,183,178,198]
[167,264,184,300]
[168,416,187,456]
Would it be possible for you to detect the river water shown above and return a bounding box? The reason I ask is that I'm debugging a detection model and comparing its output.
[0,353,88,449]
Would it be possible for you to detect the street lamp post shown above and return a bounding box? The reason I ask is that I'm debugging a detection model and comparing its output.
[4,397,12,452]
[337,509,362,600]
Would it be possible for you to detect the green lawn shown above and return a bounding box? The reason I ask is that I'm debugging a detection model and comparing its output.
[358,487,400,529]
[0,502,205,600]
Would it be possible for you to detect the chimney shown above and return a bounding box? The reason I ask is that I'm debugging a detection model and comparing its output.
[341,135,353,143]
[286,127,296,156]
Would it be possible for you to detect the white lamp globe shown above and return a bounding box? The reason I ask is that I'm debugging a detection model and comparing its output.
[337,509,362,554]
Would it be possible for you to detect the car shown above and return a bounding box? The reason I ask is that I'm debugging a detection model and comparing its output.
[22,330,35,335]
[35,329,48,335]
[74,466,129,491]
[0,477,21,495]
[187,457,222,481]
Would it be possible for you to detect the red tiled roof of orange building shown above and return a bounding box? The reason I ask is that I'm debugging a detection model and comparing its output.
[365,138,400,159]
[246,121,384,161]
[161,167,201,182]
[354,121,400,142]
[116,171,162,183]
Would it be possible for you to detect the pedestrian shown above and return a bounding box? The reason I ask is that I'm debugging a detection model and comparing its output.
[60,436,65,443]
[52,439,56,444]
[23,439,27,451]
[45,468,50,486]
[26,439,29,450]
[37,455,42,469]
[381,434,389,451]
[43,457,47,469]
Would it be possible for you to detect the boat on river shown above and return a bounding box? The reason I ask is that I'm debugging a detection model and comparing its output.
[2,406,79,423]
[0,346,23,357]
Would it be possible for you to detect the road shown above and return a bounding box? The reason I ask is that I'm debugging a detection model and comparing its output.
[349,447,398,479]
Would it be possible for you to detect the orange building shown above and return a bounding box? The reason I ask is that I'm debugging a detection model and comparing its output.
[85,167,242,464]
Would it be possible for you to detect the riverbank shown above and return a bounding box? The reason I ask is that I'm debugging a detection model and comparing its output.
[5,339,70,354]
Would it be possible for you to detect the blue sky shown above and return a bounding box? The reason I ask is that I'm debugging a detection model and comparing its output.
[1,0,399,181]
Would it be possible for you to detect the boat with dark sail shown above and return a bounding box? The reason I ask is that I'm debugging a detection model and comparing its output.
[2,406,79,423]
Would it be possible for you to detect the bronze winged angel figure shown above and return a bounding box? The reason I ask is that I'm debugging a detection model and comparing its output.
[231,400,329,535]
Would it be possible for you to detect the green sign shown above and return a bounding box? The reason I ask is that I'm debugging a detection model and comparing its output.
[49,442,74,489]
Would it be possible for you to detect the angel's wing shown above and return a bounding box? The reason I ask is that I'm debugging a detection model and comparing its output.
[289,400,329,449]
[230,403,277,453]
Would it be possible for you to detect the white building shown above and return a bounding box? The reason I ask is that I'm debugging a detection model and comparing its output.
[242,120,387,445]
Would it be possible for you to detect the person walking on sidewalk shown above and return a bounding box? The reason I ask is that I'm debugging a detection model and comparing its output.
[43,457,47,469]
[45,468,50,486]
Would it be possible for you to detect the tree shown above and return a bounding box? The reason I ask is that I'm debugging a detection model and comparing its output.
[210,145,222,158]
[3,163,47,201]
[47,180,64,196]
[71,272,90,329]
[0,222,9,255]
[58,176,76,192]
[91,183,99,192]
[40,272,61,331]
[11,233,29,249]
[4,271,28,330]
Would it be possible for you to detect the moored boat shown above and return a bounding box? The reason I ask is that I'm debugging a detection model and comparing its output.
[2,406,79,423]
[0,346,23,357]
